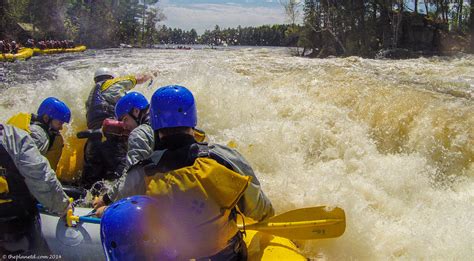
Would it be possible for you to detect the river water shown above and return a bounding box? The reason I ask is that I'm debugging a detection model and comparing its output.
[1,48,473,259]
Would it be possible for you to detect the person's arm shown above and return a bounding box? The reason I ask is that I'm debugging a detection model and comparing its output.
[2,125,69,214]
[101,76,138,104]
[211,144,275,221]
[101,165,147,206]
[102,74,152,104]
[29,124,49,155]
[94,127,154,212]
[94,166,146,217]
[124,124,155,173]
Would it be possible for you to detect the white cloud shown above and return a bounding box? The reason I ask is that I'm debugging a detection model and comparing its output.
[160,3,287,34]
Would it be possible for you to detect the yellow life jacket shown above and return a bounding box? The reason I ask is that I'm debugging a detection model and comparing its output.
[6,112,63,170]
[6,112,32,133]
[0,166,11,204]
[45,134,64,170]
[101,76,137,92]
[1,125,14,204]
[145,156,250,259]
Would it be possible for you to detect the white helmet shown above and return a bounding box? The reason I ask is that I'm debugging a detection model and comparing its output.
[94,67,115,80]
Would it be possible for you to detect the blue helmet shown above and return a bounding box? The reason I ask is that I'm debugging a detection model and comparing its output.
[115,92,149,120]
[150,85,197,130]
[37,97,71,123]
[100,196,167,260]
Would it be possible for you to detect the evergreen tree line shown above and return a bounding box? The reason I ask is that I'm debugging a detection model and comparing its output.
[1,0,473,56]
[0,0,298,48]
[155,24,299,46]
[292,0,474,57]
[0,0,163,48]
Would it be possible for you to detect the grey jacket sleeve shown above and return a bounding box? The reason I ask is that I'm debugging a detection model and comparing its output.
[107,165,147,202]
[124,124,154,173]
[102,80,136,104]
[29,124,49,155]
[210,144,275,221]
[1,125,69,214]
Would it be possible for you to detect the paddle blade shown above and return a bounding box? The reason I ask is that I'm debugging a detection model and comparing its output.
[242,206,346,240]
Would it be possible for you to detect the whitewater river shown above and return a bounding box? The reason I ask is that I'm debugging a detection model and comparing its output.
[1,48,473,259]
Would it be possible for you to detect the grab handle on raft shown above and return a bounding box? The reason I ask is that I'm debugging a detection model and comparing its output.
[66,209,101,227]
[76,129,102,139]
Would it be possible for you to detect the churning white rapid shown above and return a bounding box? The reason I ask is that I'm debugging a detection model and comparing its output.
[1,48,473,259]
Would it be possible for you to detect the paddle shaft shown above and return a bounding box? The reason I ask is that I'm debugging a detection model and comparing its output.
[239,218,343,230]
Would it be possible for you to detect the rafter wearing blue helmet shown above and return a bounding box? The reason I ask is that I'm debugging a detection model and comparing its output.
[94,85,274,260]
[37,97,72,124]
[93,89,207,212]
[113,92,154,174]
[149,85,197,131]
[6,97,71,170]
[115,92,149,128]
[33,97,71,170]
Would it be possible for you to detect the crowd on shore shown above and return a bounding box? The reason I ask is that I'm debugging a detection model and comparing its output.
[0,39,76,54]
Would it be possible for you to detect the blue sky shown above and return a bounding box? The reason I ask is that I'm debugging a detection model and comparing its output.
[158,0,468,34]
[159,0,290,33]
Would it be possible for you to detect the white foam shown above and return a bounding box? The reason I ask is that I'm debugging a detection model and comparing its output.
[1,48,472,259]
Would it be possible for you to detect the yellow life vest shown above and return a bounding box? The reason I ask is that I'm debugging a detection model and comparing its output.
[1,125,14,204]
[145,157,250,259]
[6,112,32,133]
[0,166,12,204]
[45,135,64,170]
[101,76,137,92]
[6,112,63,170]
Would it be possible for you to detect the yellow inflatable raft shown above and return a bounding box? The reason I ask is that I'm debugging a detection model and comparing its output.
[0,48,34,62]
[33,45,87,55]
[245,230,306,260]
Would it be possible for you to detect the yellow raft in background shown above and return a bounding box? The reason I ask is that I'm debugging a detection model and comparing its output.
[0,45,86,62]
[33,45,87,55]
[0,48,34,62]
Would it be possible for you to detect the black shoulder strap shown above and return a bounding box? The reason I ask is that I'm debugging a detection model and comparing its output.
[185,142,210,164]
[195,142,210,158]
[142,143,212,177]
[143,161,160,177]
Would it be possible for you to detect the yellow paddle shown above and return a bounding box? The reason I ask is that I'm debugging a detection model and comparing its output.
[238,206,346,240]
